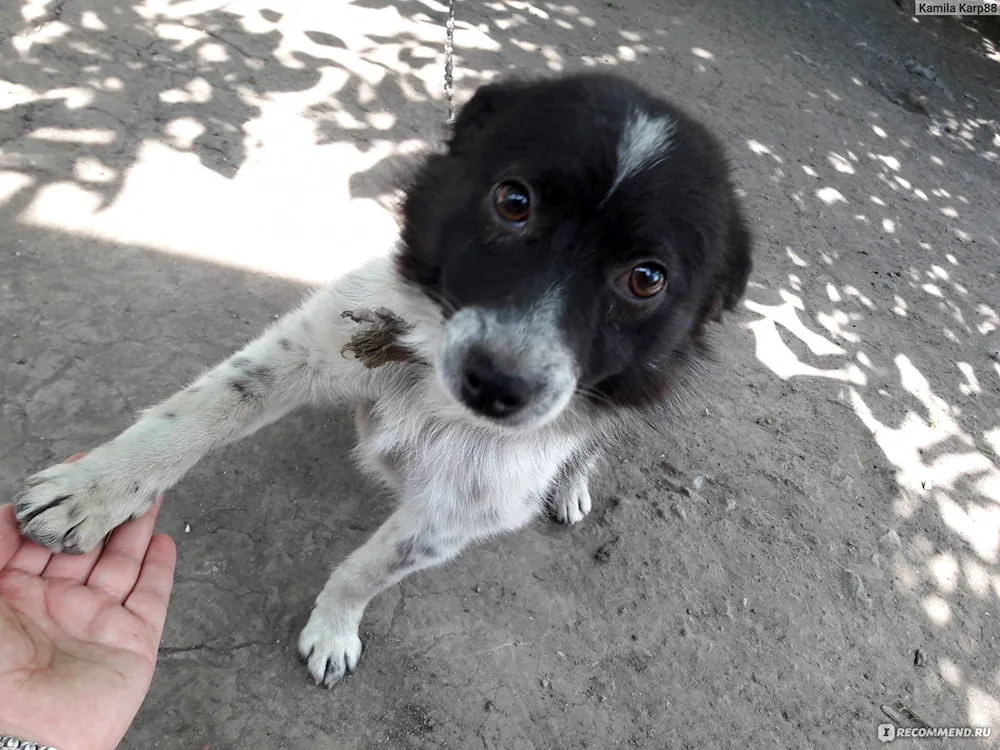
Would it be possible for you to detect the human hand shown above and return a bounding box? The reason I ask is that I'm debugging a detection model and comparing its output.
[0,454,177,750]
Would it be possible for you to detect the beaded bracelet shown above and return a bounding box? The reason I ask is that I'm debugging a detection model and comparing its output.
[1,735,60,750]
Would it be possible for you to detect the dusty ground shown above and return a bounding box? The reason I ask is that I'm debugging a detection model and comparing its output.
[2,0,999,747]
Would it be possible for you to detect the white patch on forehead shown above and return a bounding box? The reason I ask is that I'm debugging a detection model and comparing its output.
[608,109,676,197]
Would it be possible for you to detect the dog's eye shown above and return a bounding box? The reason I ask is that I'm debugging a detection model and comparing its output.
[493,181,531,225]
[628,264,668,298]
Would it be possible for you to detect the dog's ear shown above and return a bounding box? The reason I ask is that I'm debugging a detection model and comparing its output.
[708,201,753,323]
[448,79,528,154]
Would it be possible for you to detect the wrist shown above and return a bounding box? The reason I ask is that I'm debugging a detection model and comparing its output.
[0,717,64,750]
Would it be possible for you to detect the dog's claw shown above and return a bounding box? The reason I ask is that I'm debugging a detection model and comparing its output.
[298,610,364,688]
[323,658,342,688]
[549,477,593,526]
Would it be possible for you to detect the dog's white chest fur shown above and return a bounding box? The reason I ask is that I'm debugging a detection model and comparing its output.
[351,368,580,537]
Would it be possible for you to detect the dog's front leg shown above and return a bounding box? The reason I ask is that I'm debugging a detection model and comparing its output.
[14,275,388,553]
[298,502,471,688]
[548,447,601,525]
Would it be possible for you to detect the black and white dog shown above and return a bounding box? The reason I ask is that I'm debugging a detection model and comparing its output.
[15,72,752,688]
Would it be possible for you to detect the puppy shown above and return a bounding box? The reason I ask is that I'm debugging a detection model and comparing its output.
[14,71,752,688]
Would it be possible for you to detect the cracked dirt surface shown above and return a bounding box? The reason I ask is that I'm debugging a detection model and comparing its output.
[2,0,999,748]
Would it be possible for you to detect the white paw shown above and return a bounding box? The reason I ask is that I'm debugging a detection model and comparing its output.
[551,480,592,525]
[298,606,364,688]
[14,451,155,554]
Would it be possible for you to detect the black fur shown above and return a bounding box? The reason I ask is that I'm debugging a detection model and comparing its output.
[230,378,253,402]
[396,72,752,411]
[390,537,439,573]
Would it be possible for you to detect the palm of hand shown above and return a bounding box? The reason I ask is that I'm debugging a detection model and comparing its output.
[0,492,175,750]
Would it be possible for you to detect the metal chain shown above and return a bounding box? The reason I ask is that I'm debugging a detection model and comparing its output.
[444,0,456,124]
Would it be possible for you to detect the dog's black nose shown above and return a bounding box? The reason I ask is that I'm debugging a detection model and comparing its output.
[459,348,532,419]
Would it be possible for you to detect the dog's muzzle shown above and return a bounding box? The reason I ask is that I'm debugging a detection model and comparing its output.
[437,306,577,428]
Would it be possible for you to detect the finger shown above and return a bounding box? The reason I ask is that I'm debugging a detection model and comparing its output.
[41,537,105,582]
[4,534,53,575]
[0,504,24,570]
[123,533,177,636]
[86,493,164,602]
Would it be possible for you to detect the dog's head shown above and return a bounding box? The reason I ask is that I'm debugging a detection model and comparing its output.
[397,72,752,430]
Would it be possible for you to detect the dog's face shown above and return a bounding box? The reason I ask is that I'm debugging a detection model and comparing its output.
[398,72,752,430]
